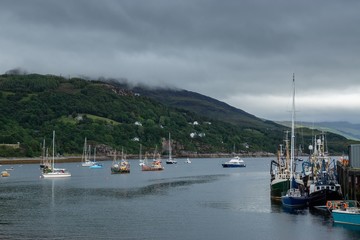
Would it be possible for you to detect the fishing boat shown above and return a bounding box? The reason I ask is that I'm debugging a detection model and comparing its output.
[327,200,360,225]
[270,76,303,200]
[281,179,308,208]
[142,159,164,171]
[111,149,130,174]
[142,150,164,171]
[270,138,291,199]
[222,156,246,168]
[42,131,71,178]
[81,138,95,167]
[281,75,308,208]
[166,133,177,164]
[306,135,343,207]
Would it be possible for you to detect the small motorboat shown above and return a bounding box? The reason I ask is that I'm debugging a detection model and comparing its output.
[327,200,360,225]
[1,171,10,177]
[90,163,103,169]
[222,156,246,168]
[185,158,192,164]
[166,158,177,164]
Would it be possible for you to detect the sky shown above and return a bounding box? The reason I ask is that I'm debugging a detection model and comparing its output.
[1,0,360,123]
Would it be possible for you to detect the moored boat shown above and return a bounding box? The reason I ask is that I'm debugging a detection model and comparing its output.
[40,138,51,169]
[141,151,164,171]
[1,170,10,177]
[42,131,71,178]
[281,179,308,208]
[81,137,95,167]
[142,159,164,171]
[111,149,130,174]
[306,135,343,207]
[90,163,103,169]
[42,167,71,178]
[327,200,360,225]
[166,133,177,164]
[280,75,307,208]
[222,156,246,168]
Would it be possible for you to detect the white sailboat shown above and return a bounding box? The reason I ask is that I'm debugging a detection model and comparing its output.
[166,133,177,164]
[81,137,94,167]
[42,131,71,178]
[40,138,51,169]
[139,144,145,166]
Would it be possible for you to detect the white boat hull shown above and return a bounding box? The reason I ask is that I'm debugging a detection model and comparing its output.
[82,161,94,167]
[42,172,71,178]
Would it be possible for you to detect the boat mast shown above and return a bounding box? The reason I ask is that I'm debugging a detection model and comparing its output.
[290,73,295,180]
[42,138,46,162]
[139,144,142,161]
[82,137,87,162]
[52,130,55,169]
[169,132,172,160]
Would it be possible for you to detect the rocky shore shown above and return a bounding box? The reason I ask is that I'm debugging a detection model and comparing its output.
[0,151,275,165]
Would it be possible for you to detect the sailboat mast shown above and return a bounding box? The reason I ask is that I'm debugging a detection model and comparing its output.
[290,74,295,179]
[52,130,55,169]
[82,137,87,162]
[42,138,46,161]
[169,132,172,160]
[140,144,142,160]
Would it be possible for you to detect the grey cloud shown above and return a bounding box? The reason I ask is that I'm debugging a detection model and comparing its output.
[1,0,360,123]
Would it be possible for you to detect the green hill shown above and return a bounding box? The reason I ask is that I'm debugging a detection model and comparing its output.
[0,73,276,158]
[132,87,280,130]
[0,73,356,158]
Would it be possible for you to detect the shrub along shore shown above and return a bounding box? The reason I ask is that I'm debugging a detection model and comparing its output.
[0,152,275,165]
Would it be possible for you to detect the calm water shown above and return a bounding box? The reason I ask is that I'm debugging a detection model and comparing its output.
[1,157,360,240]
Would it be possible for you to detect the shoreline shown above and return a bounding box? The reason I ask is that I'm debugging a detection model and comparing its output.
[0,152,276,165]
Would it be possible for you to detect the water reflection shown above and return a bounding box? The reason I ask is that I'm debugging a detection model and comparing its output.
[71,174,225,199]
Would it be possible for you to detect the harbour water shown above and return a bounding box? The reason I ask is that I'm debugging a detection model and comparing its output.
[1,157,360,240]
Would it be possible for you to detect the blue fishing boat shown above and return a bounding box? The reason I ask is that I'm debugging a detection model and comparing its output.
[327,200,360,225]
[281,178,308,208]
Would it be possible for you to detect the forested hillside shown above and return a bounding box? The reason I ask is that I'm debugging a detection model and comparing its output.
[0,73,287,158]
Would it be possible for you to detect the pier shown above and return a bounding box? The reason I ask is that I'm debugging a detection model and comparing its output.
[337,161,360,201]
[337,144,360,200]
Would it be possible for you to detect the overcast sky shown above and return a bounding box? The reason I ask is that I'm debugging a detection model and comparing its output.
[1,0,360,123]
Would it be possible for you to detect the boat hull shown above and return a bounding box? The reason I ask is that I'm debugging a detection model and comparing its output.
[271,179,290,199]
[332,210,360,225]
[42,173,71,178]
[141,165,164,171]
[166,161,177,164]
[111,167,130,174]
[281,195,308,208]
[90,165,103,169]
[308,189,343,207]
[82,162,94,167]
[222,164,245,168]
